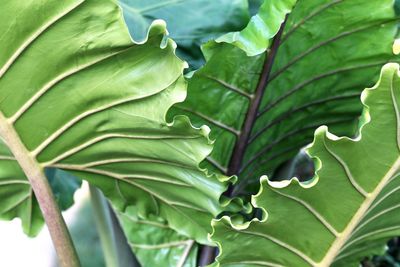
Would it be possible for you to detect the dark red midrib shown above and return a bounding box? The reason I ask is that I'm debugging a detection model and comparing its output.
[227,17,288,178]
[198,17,290,267]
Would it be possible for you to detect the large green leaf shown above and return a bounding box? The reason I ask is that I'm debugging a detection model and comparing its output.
[211,63,400,266]
[119,0,250,68]
[171,0,399,195]
[0,0,235,243]
[118,206,198,267]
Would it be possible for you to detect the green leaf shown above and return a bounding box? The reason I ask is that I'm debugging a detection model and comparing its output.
[248,0,264,16]
[171,0,398,195]
[118,207,198,267]
[118,0,250,68]
[396,0,400,15]
[0,139,42,236]
[46,168,81,211]
[211,63,400,266]
[0,138,81,237]
[0,0,235,243]
[0,140,80,236]
[215,0,298,56]
[68,200,106,267]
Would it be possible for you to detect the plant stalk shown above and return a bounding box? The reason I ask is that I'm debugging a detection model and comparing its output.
[89,185,120,267]
[227,16,289,178]
[198,246,216,266]
[32,168,81,267]
[197,14,290,267]
[0,112,81,267]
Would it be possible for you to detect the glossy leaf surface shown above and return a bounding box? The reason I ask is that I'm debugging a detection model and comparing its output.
[215,0,297,56]
[172,0,399,196]
[0,139,42,235]
[0,0,234,243]
[211,63,400,266]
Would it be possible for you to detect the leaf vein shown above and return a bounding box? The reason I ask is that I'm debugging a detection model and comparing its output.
[323,139,368,197]
[0,1,84,78]
[272,189,339,236]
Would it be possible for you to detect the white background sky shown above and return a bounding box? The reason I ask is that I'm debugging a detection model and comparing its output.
[0,185,88,267]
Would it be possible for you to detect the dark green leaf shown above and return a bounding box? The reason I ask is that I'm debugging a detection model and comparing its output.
[119,0,250,68]
[172,0,398,197]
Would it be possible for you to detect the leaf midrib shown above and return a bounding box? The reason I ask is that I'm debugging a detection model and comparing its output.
[319,155,400,266]
[321,64,400,265]
[0,111,46,235]
[226,16,288,178]
[213,3,397,179]
[0,111,44,184]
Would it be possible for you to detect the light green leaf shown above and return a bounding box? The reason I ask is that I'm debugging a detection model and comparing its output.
[118,207,197,267]
[171,0,398,196]
[0,0,235,243]
[0,139,42,236]
[0,136,81,237]
[119,0,250,68]
[0,133,81,236]
[215,0,298,56]
[211,63,400,266]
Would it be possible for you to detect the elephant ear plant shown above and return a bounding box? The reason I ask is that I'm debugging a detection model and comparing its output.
[211,63,400,266]
[1,1,400,267]
[0,0,241,266]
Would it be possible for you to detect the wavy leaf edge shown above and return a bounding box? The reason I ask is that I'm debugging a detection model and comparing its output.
[209,62,400,265]
[0,0,246,242]
[124,14,250,231]
[83,8,253,244]
[204,0,297,57]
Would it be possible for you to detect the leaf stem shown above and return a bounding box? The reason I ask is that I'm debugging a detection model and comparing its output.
[0,112,81,267]
[89,185,120,267]
[197,15,290,267]
[32,167,81,267]
[227,15,289,178]
[198,246,217,266]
